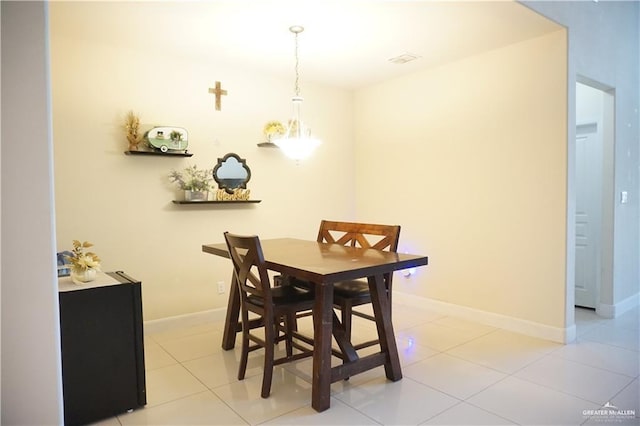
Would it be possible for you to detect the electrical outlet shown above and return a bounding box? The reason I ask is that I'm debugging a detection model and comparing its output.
[217,281,225,294]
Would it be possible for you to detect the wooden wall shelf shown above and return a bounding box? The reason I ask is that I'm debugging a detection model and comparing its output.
[125,150,193,157]
[257,142,278,148]
[172,200,261,204]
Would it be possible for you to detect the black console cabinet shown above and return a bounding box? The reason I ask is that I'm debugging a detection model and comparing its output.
[59,271,146,425]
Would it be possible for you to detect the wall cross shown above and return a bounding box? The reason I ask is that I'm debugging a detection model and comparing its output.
[208,81,228,111]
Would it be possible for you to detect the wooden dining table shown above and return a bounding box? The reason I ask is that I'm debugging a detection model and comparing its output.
[202,238,428,412]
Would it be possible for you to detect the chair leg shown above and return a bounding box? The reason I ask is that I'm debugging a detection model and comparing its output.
[339,301,354,381]
[341,301,353,342]
[261,314,275,398]
[284,312,295,357]
[238,310,250,380]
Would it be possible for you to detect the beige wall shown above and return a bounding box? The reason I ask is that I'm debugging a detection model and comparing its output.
[50,35,355,320]
[354,31,568,328]
[50,6,571,331]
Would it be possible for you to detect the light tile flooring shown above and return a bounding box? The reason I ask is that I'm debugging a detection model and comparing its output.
[98,305,638,425]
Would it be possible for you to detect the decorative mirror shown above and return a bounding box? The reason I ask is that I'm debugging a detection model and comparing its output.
[213,153,251,194]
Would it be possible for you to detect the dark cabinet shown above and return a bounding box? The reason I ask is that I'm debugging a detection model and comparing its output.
[59,271,146,425]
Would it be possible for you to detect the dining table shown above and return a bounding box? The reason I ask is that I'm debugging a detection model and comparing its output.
[202,237,428,412]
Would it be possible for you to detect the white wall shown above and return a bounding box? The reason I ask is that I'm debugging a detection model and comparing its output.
[354,31,568,329]
[525,0,640,316]
[1,2,64,423]
[49,26,355,320]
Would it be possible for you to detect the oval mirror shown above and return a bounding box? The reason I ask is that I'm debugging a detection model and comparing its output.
[213,153,251,194]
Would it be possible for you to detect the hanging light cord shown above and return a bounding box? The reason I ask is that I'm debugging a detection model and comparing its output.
[294,30,300,97]
[289,26,304,98]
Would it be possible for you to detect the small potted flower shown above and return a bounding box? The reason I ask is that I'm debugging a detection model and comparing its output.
[65,240,101,284]
[263,120,285,143]
[169,164,213,201]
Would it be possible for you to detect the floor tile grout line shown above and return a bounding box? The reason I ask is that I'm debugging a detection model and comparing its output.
[460,396,523,426]
[144,327,223,346]
[431,327,503,353]
[507,370,634,408]
[205,380,258,425]
[578,334,640,353]
[547,349,640,379]
[394,324,502,355]
[436,350,518,377]
[417,399,470,426]
[144,341,183,372]
[604,377,640,412]
[118,389,216,421]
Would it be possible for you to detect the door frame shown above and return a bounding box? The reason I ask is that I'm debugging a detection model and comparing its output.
[575,76,615,317]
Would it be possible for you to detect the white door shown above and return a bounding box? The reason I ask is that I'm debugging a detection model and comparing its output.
[575,123,602,308]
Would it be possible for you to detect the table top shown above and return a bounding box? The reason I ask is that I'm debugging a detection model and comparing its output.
[203,238,428,284]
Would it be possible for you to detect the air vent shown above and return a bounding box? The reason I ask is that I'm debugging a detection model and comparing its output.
[388,53,421,65]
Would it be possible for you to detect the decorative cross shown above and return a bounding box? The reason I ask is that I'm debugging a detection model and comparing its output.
[208,81,228,111]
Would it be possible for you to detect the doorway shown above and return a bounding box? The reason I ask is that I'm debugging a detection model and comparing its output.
[574,79,615,310]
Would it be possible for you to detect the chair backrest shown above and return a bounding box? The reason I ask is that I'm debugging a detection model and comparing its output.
[224,232,272,305]
[317,220,401,252]
[317,220,401,287]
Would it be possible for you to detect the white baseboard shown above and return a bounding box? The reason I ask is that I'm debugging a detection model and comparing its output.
[144,307,226,335]
[597,292,640,319]
[393,292,576,344]
[145,293,581,344]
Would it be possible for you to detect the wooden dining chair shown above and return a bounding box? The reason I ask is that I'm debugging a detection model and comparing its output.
[288,220,401,350]
[224,232,315,398]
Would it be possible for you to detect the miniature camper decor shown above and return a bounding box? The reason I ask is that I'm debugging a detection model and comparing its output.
[145,126,189,153]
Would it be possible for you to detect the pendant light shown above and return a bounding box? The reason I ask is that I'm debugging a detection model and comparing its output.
[272,26,321,161]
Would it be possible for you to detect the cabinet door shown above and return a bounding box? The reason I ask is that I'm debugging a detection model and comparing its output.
[60,283,144,425]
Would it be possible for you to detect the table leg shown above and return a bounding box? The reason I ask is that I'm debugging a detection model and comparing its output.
[221,271,240,350]
[368,274,402,381]
[311,282,333,412]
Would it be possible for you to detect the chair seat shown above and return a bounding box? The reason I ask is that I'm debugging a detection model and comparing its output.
[248,284,314,307]
[287,276,385,299]
[332,279,370,297]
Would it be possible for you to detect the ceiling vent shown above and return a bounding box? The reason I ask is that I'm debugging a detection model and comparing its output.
[388,53,421,65]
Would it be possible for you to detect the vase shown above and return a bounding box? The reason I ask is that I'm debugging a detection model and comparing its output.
[71,268,97,284]
[184,190,208,201]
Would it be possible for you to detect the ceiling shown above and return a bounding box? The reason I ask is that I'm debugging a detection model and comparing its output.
[49,1,562,90]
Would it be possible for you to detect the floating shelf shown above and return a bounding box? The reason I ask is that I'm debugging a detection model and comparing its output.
[172,200,261,204]
[125,150,193,157]
[257,142,278,148]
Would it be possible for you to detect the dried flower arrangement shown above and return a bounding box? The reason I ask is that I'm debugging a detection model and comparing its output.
[65,240,101,273]
[124,110,144,151]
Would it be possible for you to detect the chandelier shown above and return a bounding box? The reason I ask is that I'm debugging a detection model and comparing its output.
[272,26,321,161]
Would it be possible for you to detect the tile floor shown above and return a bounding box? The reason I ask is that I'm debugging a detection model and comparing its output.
[98,305,638,425]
